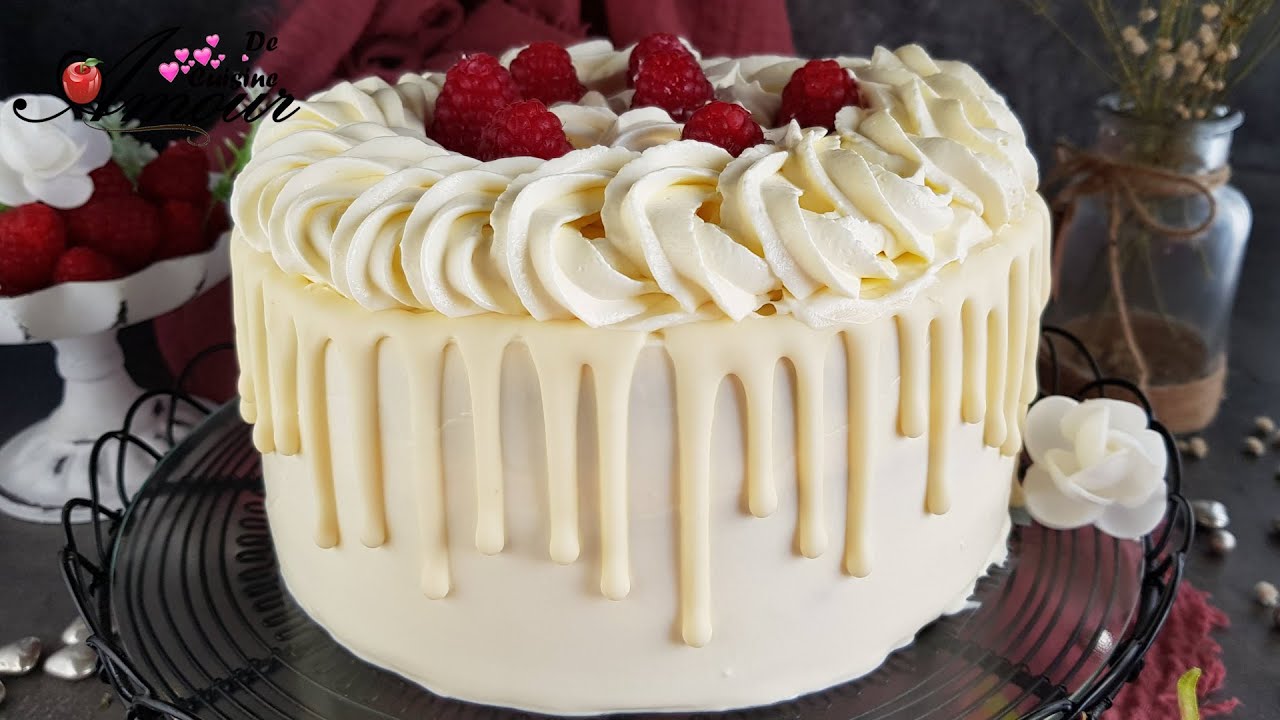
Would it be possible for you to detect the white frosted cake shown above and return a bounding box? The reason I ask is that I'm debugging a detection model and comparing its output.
[230,36,1049,715]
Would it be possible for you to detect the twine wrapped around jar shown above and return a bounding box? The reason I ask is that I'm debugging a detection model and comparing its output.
[1047,141,1232,430]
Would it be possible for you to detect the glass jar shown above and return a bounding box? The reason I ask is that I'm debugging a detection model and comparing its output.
[1048,96,1253,433]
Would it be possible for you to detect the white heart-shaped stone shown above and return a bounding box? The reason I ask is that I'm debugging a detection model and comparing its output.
[0,637,41,676]
[43,643,96,681]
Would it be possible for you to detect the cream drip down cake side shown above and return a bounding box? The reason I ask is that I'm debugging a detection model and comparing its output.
[229,36,1051,715]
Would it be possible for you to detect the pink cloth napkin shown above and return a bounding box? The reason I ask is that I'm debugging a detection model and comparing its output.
[153,0,794,400]
[1108,582,1239,718]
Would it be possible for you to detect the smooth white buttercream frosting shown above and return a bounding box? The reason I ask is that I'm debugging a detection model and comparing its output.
[232,41,1038,330]
[230,39,1053,715]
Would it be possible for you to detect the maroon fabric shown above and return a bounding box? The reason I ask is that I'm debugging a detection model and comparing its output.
[1107,582,1240,718]
[152,0,794,400]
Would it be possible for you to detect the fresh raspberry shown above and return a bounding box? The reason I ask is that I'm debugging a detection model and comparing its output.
[627,33,692,85]
[776,59,862,130]
[681,102,765,157]
[0,203,66,296]
[631,49,713,122]
[62,194,162,271]
[154,200,210,261]
[52,246,123,283]
[430,53,523,157]
[509,42,586,106]
[478,100,573,161]
[138,142,211,205]
[205,201,230,243]
[89,161,134,198]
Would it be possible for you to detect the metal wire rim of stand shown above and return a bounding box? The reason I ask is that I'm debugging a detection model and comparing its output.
[59,329,1193,720]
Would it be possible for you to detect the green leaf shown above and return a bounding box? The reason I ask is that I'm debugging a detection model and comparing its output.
[84,106,156,182]
[1178,668,1203,720]
[0,203,10,213]
[210,126,256,205]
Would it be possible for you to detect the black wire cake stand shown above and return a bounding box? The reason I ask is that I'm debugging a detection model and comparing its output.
[60,330,1193,720]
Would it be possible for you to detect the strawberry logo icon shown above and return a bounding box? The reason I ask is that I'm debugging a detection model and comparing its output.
[62,58,103,105]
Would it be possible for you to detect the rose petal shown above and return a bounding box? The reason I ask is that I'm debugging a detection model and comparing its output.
[1084,398,1149,436]
[1023,464,1105,530]
[1130,427,1170,472]
[1059,400,1092,438]
[0,97,77,174]
[70,125,113,173]
[21,95,72,125]
[23,173,93,209]
[1095,486,1167,539]
[1067,403,1109,467]
[0,158,35,206]
[0,124,35,175]
[19,95,77,138]
[1043,446,1081,477]
[1098,438,1165,507]
[1055,451,1129,503]
[1024,395,1078,464]
[32,130,83,177]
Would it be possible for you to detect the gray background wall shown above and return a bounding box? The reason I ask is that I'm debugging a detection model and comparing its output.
[786,0,1280,173]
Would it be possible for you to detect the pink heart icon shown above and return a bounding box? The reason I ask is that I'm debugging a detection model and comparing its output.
[211,59,221,69]
[241,54,249,62]
[206,34,220,47]
[217,54,225,61]
[186,59,194,66]
[181,64,191,74]
[158,62,180,82]
[175,48,190,62]
[194,47,212,65]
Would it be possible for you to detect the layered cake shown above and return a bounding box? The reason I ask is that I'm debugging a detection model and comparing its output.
[230,36,1050,715]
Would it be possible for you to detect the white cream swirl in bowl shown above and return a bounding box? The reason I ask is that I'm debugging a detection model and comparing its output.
[232,41,1039,330]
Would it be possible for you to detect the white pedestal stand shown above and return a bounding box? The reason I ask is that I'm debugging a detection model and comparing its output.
[0,233,230,523]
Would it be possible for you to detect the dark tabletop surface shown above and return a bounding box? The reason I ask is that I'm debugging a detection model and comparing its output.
[1,171,1278,719]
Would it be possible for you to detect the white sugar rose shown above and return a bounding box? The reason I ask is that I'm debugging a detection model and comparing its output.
[0,94,112,209]
[1022,396,1169,539]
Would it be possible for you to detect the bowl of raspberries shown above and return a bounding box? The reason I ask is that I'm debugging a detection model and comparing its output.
[0,128,234,522]
[0,140,231,344]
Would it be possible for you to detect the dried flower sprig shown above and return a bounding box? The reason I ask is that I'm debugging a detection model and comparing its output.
[1015,0,1280,121]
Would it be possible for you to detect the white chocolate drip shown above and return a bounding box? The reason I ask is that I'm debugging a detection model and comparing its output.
[232,197,1049,647]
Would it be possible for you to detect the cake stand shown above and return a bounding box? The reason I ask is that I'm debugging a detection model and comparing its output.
[0,232,229,523]
[59,329,1193,720]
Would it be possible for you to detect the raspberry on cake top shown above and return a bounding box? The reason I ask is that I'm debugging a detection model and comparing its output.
[233,37,1038,331]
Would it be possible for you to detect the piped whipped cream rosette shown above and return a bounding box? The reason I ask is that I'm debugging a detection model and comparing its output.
[233,37,1039,331]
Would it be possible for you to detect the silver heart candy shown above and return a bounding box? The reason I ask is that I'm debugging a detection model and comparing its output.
[0,637,41,676]
[43,643,97,681]
[1208,528,1237,556]
[61,617,91,646]
[1190,499,1229,529]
